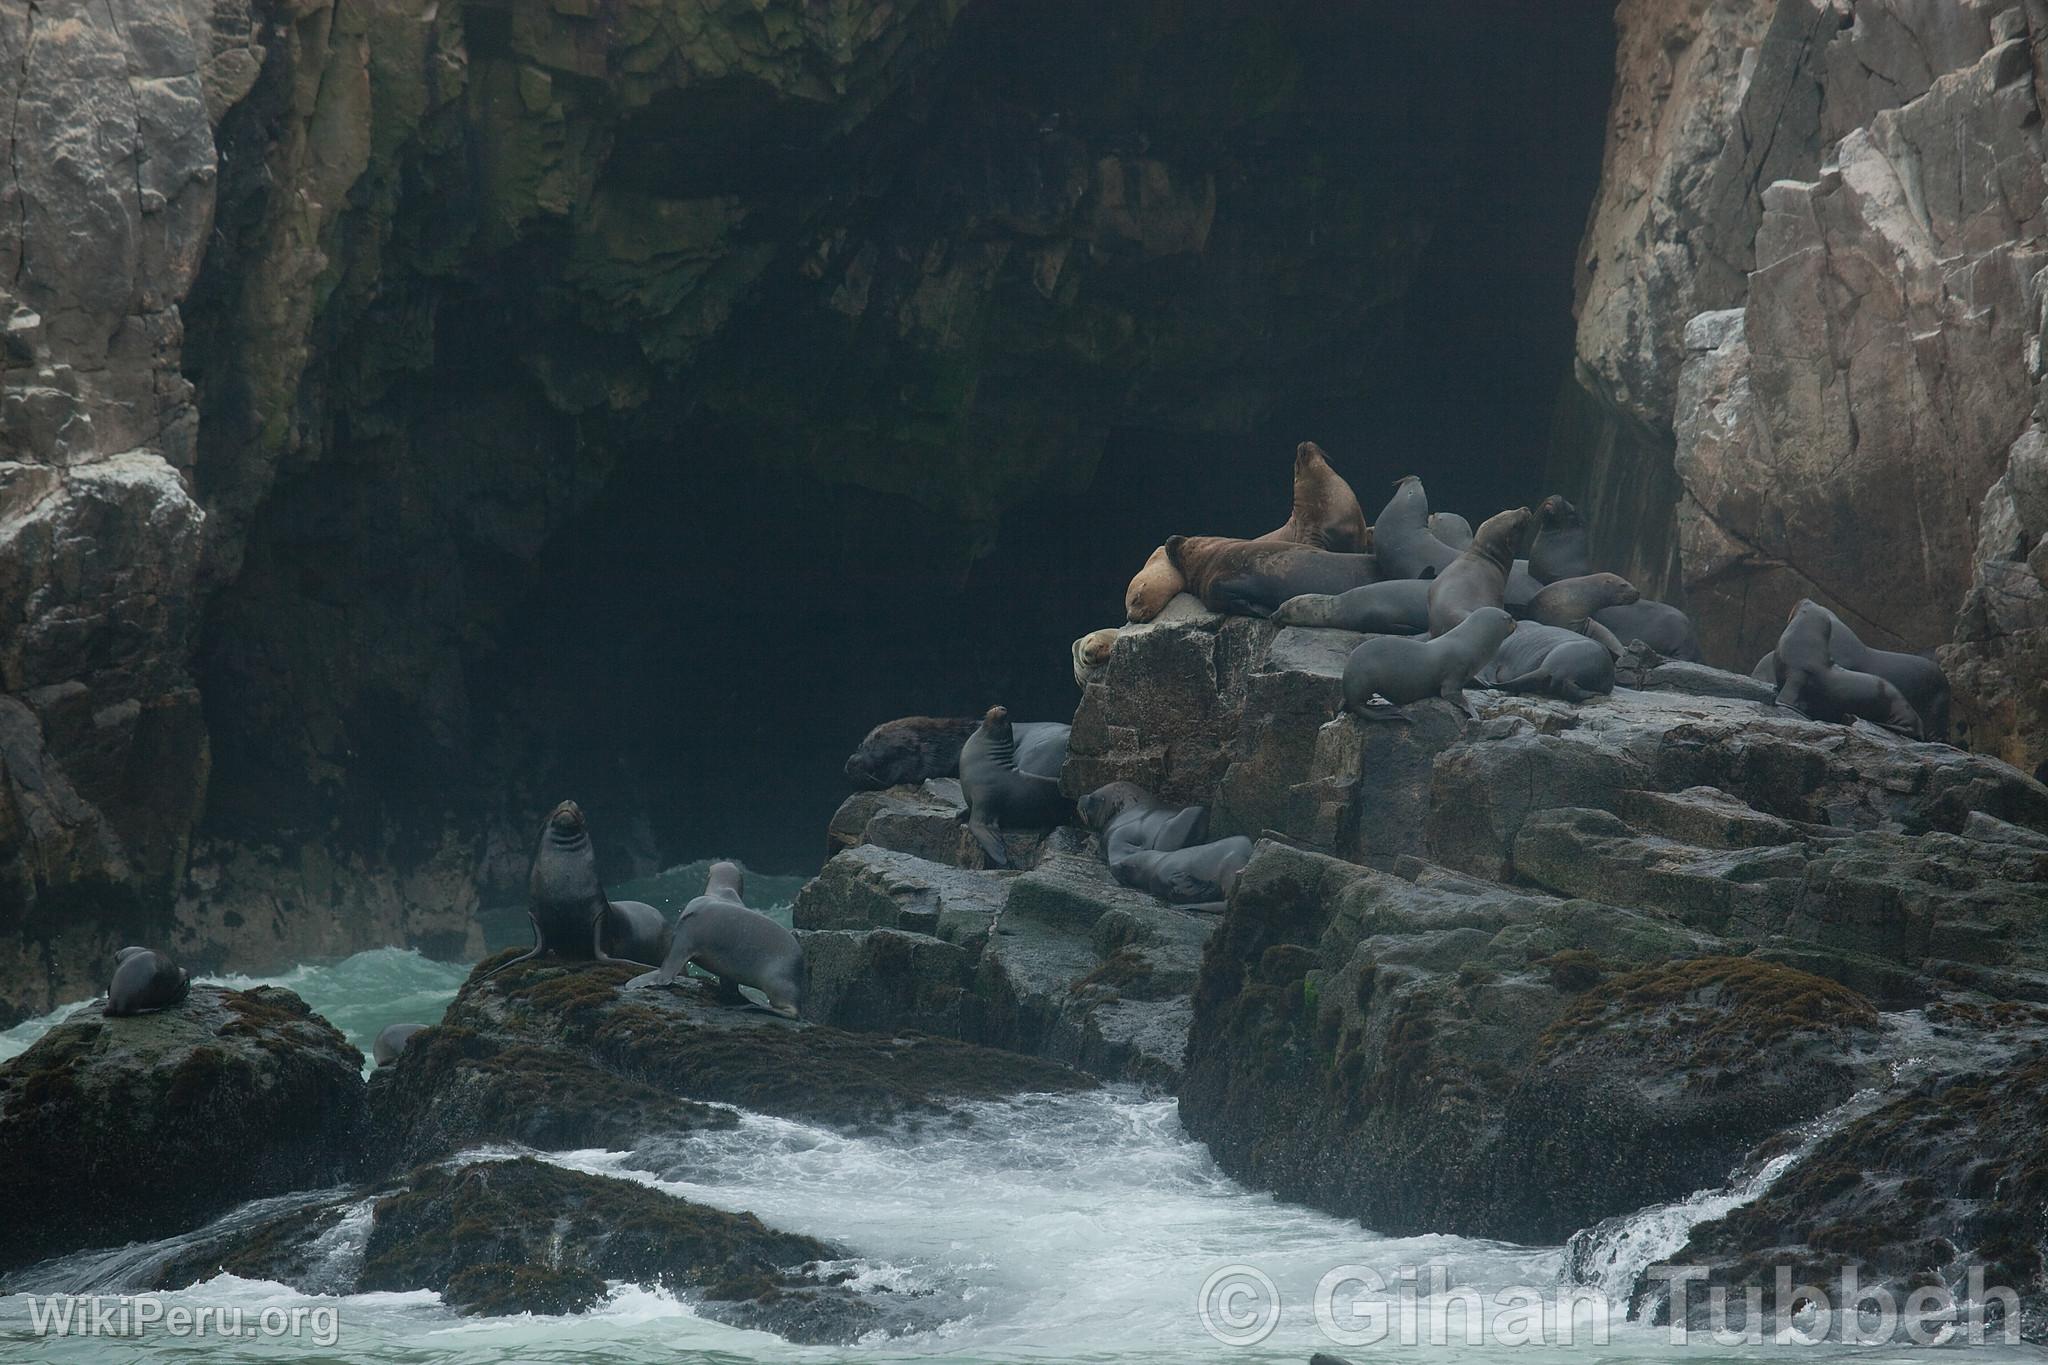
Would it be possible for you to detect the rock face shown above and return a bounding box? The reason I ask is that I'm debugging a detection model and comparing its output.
[0,985,367,1271]
[1557,0,2048,776]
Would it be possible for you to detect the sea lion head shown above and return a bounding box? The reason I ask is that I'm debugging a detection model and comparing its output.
[1077,780,1149,830]
[1473,506,1533,565]
[1125,545,1185,622]
[1295,441,1331,477]
[114,945,149,965]
[544,799,587,839]
[1580,572,1640,608]
[706,859,745,900]
[844,716,966,789]
[1537,494,1581,529]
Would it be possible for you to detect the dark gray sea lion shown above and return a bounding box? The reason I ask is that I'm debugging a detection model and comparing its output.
[1253,441,1370,552]
[1342,606,1518,719]
[1164,535,1378,617]
[623,861,804,1017]
[1371,476,1459,580]
[1528,494,1591,583]
[1113,836,1255,911]
[1752,650,1780,683]
[1272,579,1430,633]
[373,1022,428,1066]
[1427,506,1531,636]
[844,717,1069,788]
[1773,601,1923,737]
[1527,572,1639,655]
[478,800,670,982]
[1428,511,1474,550]
[1800,602,1951,741]
[1073,629,1119,687]
[1593,600,1702,661]
[1078,780,1209,860]
[1504,559,1545,611]
[1478,622,1616,703]
[105,947,190,1017]
[959,706,1075,867]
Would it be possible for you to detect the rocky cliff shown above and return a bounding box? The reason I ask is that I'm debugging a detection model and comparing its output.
[1554,0,2048,781]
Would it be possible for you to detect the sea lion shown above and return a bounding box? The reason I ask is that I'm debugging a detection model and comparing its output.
[959,705,1075,867]
[1073,628,1119,687]
[1527,494,1591,583]
[1799,602,1951,741]
[1773,601,1924,737]
[1112,835,1255,910]
[1342,606,1518,719]
[105,947,189,1017]
[1164,535,1379,618]
[1272,579,1431,634]
[1592,600,1702,661]
[1427,506,1531,636]
[1504,559,1545,611]
[844,717,1069,788]
[1253,441,1370,552]
[1527,572,1638,655]
[1371,476,1459,580]
[1125,545,1186,623]
[623,861,804,1018]
[1077,780,1209,859]
[1428,511,1474,550]
[477,800,670,982]
[1477,621,1616,703]
[373,1022,428,1066]
[1752,650,1781,683]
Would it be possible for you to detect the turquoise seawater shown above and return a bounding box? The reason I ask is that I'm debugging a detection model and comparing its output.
[2,868,2040,1364]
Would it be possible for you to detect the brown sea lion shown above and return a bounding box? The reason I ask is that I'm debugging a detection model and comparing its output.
[1125,545,1186,623]
[1372,476,1459,580]
[1165,535,1379,618]
[1253,441,1369,552]
[1426,507,1531,637]
[1528,494,1591,583]
[845,717,1069,788]
[1073,628,1120,687]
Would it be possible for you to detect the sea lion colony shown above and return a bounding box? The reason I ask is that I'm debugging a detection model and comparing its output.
[96,442,1953,1044]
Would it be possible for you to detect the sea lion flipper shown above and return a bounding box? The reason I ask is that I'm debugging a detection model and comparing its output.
[968,817,1009,867]
[622,968,672,990]
[1583,619,1626,659]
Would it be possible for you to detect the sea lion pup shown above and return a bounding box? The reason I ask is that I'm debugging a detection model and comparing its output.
[624,862,804,1018]
[1773,601,1924,738]
[1341,607,1517,720]
[1426,506,1531,636]
[1428,511,1474,550]
[1798,601,1951,741]
[478,800,670,982]
[1078,780,1210,860]
[1125,545,1186,622]
[1478,622,1616,703]
[1273,579,1431,634]
[959,705,1075,867]
[1592,599,1703,661]
[105,946,190,1017]
[1371,476,1459,580]
[1252,441,1370,552]
[1527,572,1639,655]
[1073,628,1119,687]
[1527,494,1591,583]
[373,1022,428,1066]
[844,717,1069,788]
[1112,835,1255,911]
[1164,534,1378,617]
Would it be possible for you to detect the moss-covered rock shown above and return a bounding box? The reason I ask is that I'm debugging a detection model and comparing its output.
[0,986,367,1271]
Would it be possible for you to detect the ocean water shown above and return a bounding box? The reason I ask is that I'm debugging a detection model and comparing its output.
[3,873,2042,1364]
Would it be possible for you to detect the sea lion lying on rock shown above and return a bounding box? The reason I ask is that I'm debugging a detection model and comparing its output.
[478,800,670,982]
[624,861,804,1019]
[1342,606,1517,719]
[1077,780,1209,859]
[844,717,1069,788]
[1526,572,1637,655]
[374,1022,428,1066]
[1111,836,1254,911]
[1165,534,1378,617]
[105,947,190,1017]
[1477,621,1616,703]
[1752,601,1950,741]
[1274,579,1430,633]
[1593,600,1702,662]
[1427,507,1530,636]
[1125,545,1185,623]
[1372,476,1459,580]
[959,706,1075,867]
[1772,601,1923,738]
[1072,629,1119,687]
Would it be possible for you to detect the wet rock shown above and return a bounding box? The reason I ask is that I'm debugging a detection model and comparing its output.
[800,929,979,1037]
[826,780,970,866]
[0,986,367,1271]
[793,845,1010,946]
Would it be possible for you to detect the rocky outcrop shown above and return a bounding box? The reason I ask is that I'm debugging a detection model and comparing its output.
[0,984,367,1271]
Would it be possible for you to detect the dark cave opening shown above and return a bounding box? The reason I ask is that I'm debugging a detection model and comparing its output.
[190,0,1618,895]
